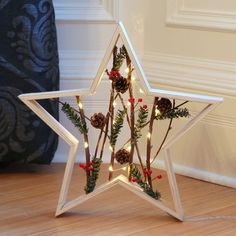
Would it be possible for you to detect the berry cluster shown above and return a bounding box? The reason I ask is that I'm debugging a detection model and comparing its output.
[143,169,153,175]
[128,97,148,110]
[79,162,93,172]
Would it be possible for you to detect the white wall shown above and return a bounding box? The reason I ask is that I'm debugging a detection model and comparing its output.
[142,0,236,187]
[53,0,236,188]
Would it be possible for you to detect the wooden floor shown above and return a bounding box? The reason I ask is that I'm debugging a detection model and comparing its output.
[0,163,236,236]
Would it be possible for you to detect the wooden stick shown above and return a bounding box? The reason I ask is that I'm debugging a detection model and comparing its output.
[99,113,110,159]
[108,87,115,180]
[126,54,135,181]
[174,101,188,110]
[117,93,145,174]
[134,143,146,180]
[94,128,104,159]
[76,96,91,182]
[146,97,159,189]
[151,99,175,165]
[121,138,131,149]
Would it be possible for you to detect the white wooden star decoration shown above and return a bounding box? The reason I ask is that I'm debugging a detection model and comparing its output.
[19,22,223,221]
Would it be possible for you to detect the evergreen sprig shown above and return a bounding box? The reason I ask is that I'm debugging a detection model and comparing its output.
[84,157,102,194]
[131,165,161,200]
[155,108,190,120]
[110,109,125,147]
[113,45,127,70]
[133,107,149,142]
[61,102,88,134]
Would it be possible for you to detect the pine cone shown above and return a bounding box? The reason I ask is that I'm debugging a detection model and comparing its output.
[90,113,106,129]
[157,98,172,115]
[112,76,130,94]
[115,149,130,164]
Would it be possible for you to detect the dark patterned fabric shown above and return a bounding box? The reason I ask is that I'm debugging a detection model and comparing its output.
[0,0,59,164]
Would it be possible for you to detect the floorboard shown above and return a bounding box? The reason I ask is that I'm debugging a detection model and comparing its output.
[0,163,235,236]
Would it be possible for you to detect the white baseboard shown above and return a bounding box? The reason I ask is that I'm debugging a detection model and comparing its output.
[153,160,236,189]
[53,153,236,189]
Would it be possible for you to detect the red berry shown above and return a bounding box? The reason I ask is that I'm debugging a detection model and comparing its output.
[88,161,93,166]
[79,163,86,169]
[138,98,142,103]
[157,174,162,179]
[144,169,152,175]
[115,70,121,76]
[142,104,147,109]
[87,167,93,172]
[128,97,135,103]
[131,178,137,183]
[109,70,121,79]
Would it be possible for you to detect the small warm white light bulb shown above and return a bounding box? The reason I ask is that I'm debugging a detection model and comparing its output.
[78,102,83,109]
[109,145,113,152]
[125,68,129,74]
[131,75,136,81]
[113,101,117,107]
[84,142,89,148]
[109,166,113,172]
[122,166,127,171]
[127,146,131,152]
[147,132,151,139]
[139,88,144,94]
[127,101,131,107]
[155,108,160,116]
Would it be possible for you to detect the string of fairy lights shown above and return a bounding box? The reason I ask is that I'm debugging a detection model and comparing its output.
[78,66,164,173]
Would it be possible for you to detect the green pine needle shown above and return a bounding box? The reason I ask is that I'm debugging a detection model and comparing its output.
[61,102,88,134]
[84,157,102,194]
[110,109,125,147]
[133,107,149,142]
[131,165,161,200]
[113,45,127,70]
[155,108,190,120]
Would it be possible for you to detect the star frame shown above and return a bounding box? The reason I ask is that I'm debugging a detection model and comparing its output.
[19,22,223,221]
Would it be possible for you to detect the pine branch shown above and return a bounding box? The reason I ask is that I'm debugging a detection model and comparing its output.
[109,109,125,147]
[112,46,118,69]
[155,108,190,120]
[133,107,149,143]
[113,45,127,70]
[131,165,161,200]
[61,102,88,134]
[84,157,102,194]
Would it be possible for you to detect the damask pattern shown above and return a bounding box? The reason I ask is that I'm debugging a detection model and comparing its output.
[0,0,59,164]
[8,0,59,86]
[0,0,10,10]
